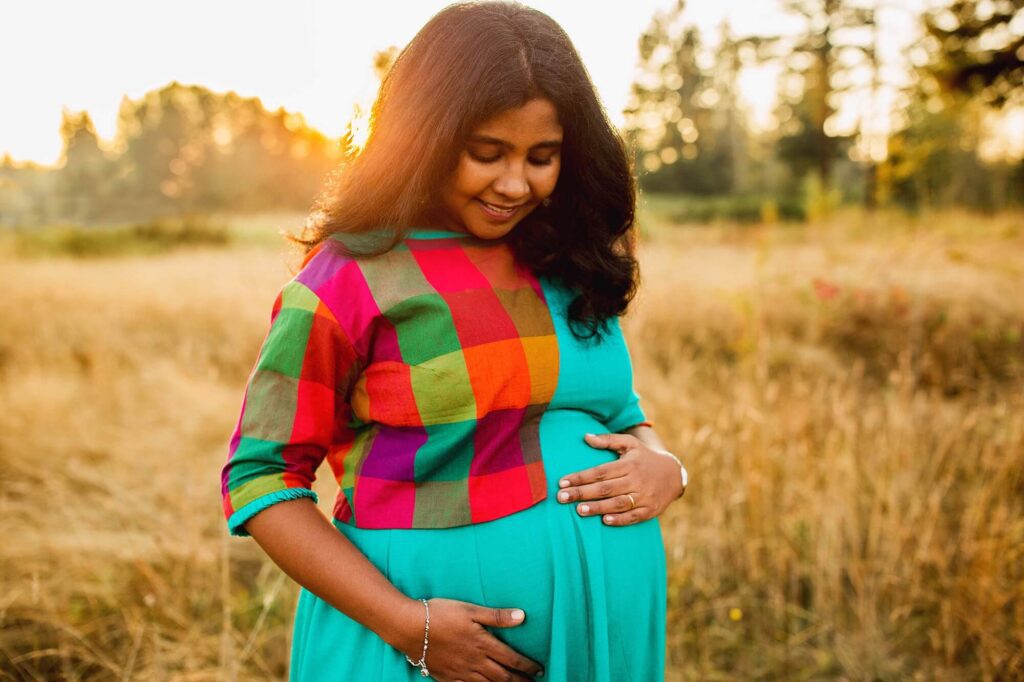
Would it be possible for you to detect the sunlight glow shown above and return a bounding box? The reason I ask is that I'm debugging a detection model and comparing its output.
[1,0,1020,166]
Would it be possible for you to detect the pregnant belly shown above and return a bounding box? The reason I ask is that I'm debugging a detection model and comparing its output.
[472,409,665,659]
[536,408,626,491]
[332,408,665,668]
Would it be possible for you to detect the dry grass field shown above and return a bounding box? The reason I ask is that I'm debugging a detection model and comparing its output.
[1,206,1022,680]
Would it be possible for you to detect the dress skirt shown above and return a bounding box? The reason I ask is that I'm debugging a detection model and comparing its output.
[290,411,667,681]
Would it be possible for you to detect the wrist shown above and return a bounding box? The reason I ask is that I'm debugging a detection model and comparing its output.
[379,596,426,657]
[651,448,687,499]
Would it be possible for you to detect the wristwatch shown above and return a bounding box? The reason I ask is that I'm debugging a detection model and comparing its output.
[652,448,688,498]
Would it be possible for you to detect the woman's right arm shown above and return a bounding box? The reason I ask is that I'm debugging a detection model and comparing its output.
[243,498,546,681]
[225,273,543,679]
[243,496,420,650]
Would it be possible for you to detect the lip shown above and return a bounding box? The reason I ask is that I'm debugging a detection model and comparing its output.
[476,198,526,221]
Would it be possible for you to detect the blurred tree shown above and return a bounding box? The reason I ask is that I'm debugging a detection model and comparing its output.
[56,109,112,222]
[106,82,345,221]
[923,0,1024,108]
[756,0,872,197]
[4,72,382,227]
[0,155,34,226]
[623,1,752,196]
[879,0,1023,211]
[881,94,999,209]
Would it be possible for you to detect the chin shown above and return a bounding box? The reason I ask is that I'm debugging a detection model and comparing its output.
[463,205,537,240]
[466,222,518,240]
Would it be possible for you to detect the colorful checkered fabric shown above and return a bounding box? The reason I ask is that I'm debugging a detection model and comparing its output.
[221,229,652,535]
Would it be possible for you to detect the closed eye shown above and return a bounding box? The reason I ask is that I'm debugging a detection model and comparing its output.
[468,152,499,163]
[469,151,556,166]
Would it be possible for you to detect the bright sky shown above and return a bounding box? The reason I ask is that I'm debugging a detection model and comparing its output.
[1,0,802,167]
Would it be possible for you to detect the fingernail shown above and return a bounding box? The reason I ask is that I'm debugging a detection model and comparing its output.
[580,504,589,514]
[584,432,596,439]
[538,670,545,677]
[558,491,569,501]
[559,479,569,488]
[512,609,524,621]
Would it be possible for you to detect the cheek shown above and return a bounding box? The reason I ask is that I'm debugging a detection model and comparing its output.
[451,160,493,198]
[535,164,561,196]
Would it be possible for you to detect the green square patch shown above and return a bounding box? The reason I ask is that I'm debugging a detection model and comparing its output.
[256,307,314,379]
[409,349,477,425]
[240,370,300,442]
[413,479,471,526]
[415,419,476,480]
[386,292,462,365]
[280,280,321,314]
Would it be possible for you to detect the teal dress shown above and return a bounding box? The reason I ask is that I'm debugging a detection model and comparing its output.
[289,233,667,681]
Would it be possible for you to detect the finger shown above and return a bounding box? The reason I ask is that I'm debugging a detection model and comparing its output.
[574,492,641,517]
[485,647,544,679]
[484,639,545,679]
[481,657,534,681]
[582,432,637,455]
[600,508,650,526]
[473,605,526,628]
[556,461,629,502]
[561,476,631,506]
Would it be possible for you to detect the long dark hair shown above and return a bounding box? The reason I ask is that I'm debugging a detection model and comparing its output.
[293,0,640,341]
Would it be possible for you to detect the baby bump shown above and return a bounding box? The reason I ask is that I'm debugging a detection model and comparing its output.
[472,409,667,662]
[333,408,665,665]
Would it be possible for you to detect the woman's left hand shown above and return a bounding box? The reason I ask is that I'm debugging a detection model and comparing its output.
[555,432,685,526]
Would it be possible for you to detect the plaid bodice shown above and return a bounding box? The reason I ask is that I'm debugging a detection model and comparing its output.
[221,227,650,533]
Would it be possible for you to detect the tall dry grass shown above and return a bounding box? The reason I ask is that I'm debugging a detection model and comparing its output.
[1,208,1022,680]
[632,208,1024,680]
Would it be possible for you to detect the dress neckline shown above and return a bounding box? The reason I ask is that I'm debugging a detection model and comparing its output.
[404,227,473,239]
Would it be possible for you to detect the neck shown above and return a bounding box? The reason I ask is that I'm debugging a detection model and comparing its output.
[412,207,469,235]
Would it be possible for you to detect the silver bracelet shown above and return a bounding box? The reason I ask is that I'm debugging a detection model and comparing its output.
[405,597,431,677]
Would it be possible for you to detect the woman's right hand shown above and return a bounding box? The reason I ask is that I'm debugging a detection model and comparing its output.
[392,597,545,681]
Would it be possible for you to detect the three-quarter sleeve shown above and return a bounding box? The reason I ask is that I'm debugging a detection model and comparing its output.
[605,385,655,433]
[221,278,360,537]
[603,316,655,433]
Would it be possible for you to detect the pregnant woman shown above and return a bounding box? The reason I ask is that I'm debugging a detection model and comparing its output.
[220,2,689,680]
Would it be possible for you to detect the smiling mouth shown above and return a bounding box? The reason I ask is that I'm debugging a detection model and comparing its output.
[476,199,526,219]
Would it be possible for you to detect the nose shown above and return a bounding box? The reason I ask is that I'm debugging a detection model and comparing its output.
[493,163,529,201]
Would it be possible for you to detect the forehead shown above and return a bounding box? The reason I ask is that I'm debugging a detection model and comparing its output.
[470,98,563,144]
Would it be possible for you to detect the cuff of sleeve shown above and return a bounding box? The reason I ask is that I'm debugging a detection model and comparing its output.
[226,487,319,537]
[605,407,653,433]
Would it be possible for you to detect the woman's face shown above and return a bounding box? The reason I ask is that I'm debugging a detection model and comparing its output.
[434,97,563,240]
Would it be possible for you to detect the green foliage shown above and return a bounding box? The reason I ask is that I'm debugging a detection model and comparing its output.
[3,82,353,228]
[624,3,751,197]
[661,193,806,224]
[10,214,231,258]
[625,0,1021,217]
[923,0,1024,107]
[801,172,842,221]
[880,94,1021,211]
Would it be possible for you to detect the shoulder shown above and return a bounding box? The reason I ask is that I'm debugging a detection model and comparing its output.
[290,238,374,315]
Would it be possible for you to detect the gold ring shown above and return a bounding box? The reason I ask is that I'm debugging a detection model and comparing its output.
[626,493,636,510]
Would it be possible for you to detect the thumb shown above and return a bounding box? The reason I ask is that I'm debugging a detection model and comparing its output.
[474,606,526,628]
[584,432,632,455]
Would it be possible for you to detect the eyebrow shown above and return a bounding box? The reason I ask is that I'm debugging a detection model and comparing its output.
[466,134,562,150]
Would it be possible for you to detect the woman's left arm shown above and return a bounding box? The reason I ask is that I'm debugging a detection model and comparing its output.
[555,425,687,526]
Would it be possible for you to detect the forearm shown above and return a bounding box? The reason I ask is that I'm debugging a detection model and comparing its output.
[243,497,422,654]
